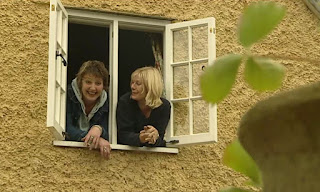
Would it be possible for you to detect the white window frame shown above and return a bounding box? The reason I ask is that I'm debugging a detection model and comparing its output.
[164,18,217,146]
[47,0,217,154]
[47,0,68,141]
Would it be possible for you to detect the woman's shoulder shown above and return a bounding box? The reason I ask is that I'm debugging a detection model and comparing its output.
[160,97,171,108]
[118,92,132,103]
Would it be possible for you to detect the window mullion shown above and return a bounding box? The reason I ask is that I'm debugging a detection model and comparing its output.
[188,26,193,135]
[110,20,119,145]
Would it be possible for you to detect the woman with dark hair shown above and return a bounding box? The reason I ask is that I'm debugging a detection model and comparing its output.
[66,60,111,159]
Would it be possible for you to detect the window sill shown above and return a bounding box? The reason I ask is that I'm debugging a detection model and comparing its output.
[53,140,179,154]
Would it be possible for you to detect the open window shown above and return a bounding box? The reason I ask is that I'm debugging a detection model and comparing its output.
[47,0,68,141]
[47,0,217,154]
[164,18,217,146]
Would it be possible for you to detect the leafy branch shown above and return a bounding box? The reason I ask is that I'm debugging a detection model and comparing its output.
[199,2,286,192]
[201,1,286,104]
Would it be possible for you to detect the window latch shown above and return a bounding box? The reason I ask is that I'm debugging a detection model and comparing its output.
[62,131,70,139]
[167,140,179,144]
[56,51,68,66]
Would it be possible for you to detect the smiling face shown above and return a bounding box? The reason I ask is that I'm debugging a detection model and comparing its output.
[81,74,104,106]
[130,76,146,102]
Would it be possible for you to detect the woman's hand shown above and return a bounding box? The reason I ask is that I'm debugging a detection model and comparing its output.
[139,129,150,143]
[82,125,102,149]
[142,125,159,144]
[98,138,111,160]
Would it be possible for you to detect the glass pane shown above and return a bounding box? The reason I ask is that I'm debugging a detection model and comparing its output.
[62,17,67,50]
[173,28,188,62]
[192,25,208,60]
[56,56,61,85]
[192,61,208,97]
[173,65,189,99]
[193,100,209,134]
[55,86,61,123]
[173,102,189,136]
[56,11,62,47]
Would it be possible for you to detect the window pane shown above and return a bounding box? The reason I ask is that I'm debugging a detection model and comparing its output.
[193,100,209,134]
[173,28,188,62]
[173,102,189,136]
[192,25,208,60]
[55,86,61,123]
[173,65,189,99]
[192,61,207,97]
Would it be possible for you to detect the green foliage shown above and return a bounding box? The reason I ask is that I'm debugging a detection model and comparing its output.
[238,1,286,47]
[244,57,285,91]
[200,1,286,104]
[200,54,242,103]
[223,139,262,186]
[199,1,287,192]
[219,139,262,192]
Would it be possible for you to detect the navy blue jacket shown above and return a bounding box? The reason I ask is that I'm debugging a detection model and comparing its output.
[65,85,109,141]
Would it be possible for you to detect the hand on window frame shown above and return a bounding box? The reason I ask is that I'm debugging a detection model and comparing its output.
[82,125,102,150]
[98,137,111,160]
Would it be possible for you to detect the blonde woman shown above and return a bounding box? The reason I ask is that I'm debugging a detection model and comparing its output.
[116,66,171,147]
[66,60,111,159]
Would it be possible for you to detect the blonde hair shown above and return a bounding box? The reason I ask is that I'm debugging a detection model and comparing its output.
[76,60,109,91]
[131,66,163,109]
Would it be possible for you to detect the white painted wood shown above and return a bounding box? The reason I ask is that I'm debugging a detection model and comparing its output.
[53,141,179,154]
[164,17,217,146]
[47,0,68,140]
[66,8,171,32]
[110,20,119,145]
[188,25,193,136]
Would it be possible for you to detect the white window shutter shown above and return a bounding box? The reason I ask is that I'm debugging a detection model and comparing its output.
[164,17,217,146]
[47,0,68,140]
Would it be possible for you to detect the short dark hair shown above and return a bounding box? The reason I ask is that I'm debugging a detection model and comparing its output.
[76,60,109,91]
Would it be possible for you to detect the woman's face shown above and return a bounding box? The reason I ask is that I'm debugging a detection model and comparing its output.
[130,76,146,102]
[81,74,104,105]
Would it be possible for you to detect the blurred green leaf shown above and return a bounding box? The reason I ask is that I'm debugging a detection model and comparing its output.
[223,139,262,187]
[200,54,242,104]
[244,57,285,91]
[238,1,286,47]
[219,187,254,192]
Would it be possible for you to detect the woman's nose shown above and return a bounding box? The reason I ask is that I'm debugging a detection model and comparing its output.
[89,84,96,90]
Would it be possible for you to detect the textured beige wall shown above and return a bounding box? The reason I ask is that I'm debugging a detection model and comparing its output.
[0,0,319,191]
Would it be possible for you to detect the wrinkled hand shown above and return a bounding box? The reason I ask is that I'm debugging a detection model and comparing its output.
[98,138,111,160]
[82,125,102,150]
[141,125,159,144]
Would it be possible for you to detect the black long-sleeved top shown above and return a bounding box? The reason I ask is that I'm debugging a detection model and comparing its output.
[116,92,171,147]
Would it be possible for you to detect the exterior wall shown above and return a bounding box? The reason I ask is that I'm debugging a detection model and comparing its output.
[0,0,319,191]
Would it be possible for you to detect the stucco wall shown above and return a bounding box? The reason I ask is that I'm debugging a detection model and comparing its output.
[0,0,319,191]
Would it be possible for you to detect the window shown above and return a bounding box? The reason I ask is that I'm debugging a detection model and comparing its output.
[47,0,217,154]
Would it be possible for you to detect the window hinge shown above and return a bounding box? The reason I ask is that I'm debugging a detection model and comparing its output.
[51,4,55,11]
[56,51,68,66]
[62,131,69,139]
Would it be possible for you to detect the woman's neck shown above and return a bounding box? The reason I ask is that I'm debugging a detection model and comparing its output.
[84,101,96,115]
[138,100,151,118]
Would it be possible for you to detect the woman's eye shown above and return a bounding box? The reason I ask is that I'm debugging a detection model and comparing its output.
[96,82,102,86]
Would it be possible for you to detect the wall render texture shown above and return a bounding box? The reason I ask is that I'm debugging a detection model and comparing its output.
[0,0,319,191]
